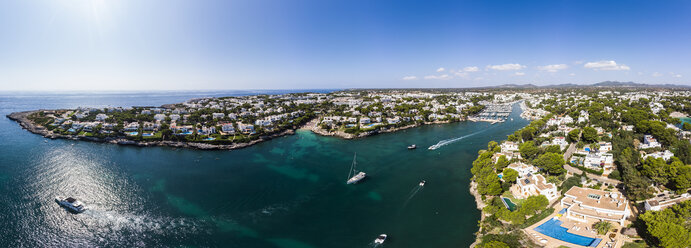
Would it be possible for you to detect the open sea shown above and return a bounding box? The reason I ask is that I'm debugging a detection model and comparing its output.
[0,90,528,247]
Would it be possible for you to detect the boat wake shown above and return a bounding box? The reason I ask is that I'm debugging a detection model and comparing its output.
[427,129,489,150]
[401,185,424,210]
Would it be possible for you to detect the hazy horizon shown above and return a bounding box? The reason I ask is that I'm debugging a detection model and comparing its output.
[1,0,689,90]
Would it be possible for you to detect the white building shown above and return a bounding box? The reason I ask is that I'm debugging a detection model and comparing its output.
[95,113,108,121]
[639,135,662,149]
[643,150,675,161]
[514,173,559,201]
[500,141,519,152]
[561,187,630,225]
[644,191,691,211]
[506,162,538,177]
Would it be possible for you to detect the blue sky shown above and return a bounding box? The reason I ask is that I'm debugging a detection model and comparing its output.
[0,0,689,90]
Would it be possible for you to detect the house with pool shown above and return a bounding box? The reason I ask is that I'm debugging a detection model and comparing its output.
[560,187,630,225]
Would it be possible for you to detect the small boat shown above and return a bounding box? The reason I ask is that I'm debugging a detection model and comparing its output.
[346,153,366,184]
[407,144,416,150]
[419,180,426,186]
[55,196,87,213]
[374,234,387,244]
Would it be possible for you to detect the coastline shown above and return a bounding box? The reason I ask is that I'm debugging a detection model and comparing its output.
[8,110,465,150]
[7,110,296,150]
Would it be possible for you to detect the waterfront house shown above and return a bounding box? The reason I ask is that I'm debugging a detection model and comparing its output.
[500,141,519,152]
[561,187,630,225]
[124,122,140,131]
[506,163,539,177]
[513,173,558,201]
[221,123,235,134]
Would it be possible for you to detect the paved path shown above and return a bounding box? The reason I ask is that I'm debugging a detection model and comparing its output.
[562,143,622,185]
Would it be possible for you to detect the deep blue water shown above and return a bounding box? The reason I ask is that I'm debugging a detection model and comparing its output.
[0,91,528,247]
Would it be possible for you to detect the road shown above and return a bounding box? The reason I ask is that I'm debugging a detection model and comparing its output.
[562,143,622,185]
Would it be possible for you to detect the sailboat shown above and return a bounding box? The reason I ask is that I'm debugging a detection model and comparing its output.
[346,153,366,184]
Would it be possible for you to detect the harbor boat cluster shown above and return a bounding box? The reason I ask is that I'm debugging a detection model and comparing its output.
[468,102,514,124]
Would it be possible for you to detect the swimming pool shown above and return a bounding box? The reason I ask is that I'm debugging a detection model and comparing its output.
[534,219,601,247]
[501,197,516,211]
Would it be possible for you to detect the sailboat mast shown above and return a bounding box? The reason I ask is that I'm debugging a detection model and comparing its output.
[347,152,357,181]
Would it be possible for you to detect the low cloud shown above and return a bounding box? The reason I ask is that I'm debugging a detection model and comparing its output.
[514,72,525,76]
[675,74,682,78]
[436,67,445,72]
[537,64,568,72]
[584,60,630,71]
[463,66,479,72]
[487,63,525,71]
[652,72,663,77]
[424,74,451,80]
[402,76,418,80]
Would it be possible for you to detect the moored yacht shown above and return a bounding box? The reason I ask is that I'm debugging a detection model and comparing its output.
[346,153,366,184]
[55,196,87,213]
[374,234,387,244]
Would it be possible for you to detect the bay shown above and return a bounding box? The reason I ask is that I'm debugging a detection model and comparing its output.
[0,91,528,247]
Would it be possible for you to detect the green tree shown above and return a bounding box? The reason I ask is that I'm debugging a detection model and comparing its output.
[519,141,539,160]
[533,152,565,175]
[545,145,562,154]
[582,127,598,143]
[683,122,691,131]
[502,168,519,183]
[478,173,503,195]
[639,201,691,248]
[568,129,580,143]
[481,241,510,248]
[593,221,613,235]
[521,195,548,215]
[560,176,582,194]
[495,155,510,171]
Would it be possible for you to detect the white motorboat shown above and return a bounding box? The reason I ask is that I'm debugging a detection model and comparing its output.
[55,196,87,213]
[374,234,387,244]
[346,153,366,184]
[419,180,426,186]
[407,144,416,150]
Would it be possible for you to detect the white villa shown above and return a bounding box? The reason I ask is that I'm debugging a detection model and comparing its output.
[561,187,631,225]
[639,135,662,149]
[500,141,519,152]
[513,173,558,201]
[506,162,538,177]
[643,150,675,161]
[644,191,691,211]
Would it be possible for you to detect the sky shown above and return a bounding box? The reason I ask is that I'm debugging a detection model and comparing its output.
[0,0,690,91]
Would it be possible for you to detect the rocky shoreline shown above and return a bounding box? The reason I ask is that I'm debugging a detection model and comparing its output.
[303,118,457,139]
[7,110,296,150]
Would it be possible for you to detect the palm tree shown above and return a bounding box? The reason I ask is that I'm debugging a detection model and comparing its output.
[593,220,613,235]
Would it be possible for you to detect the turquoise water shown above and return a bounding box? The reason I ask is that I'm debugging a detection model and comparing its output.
[0,91,528,247]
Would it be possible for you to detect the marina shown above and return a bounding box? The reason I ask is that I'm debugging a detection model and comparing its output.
[469,102,515,123]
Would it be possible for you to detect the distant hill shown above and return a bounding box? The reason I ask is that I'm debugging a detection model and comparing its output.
[493,81,690,89]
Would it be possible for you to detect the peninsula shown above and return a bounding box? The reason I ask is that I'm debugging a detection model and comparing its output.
[7,90,492,149]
